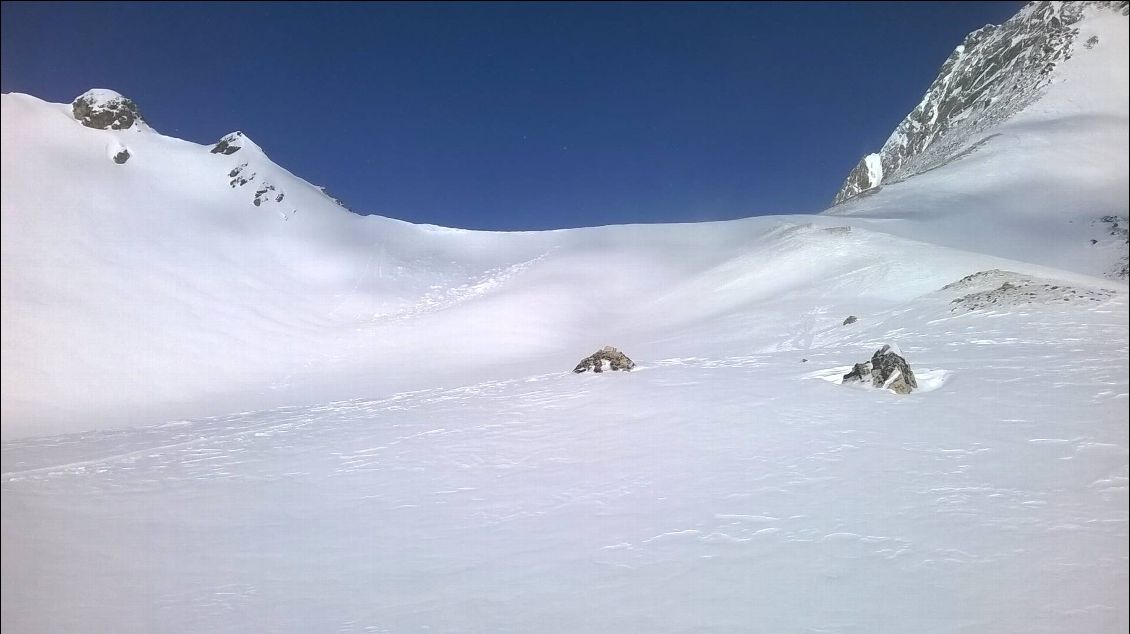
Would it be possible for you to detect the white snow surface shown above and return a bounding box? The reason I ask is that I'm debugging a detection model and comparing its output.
[2,9,1128,631]
[77,88,129,103]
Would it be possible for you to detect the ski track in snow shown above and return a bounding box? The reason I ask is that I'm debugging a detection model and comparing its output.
[367,252,553,324]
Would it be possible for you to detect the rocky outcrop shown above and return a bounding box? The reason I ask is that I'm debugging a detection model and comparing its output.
[210,132,246,155]
[833,1,1127,205]
[227,164,284,205]
[219,139,291,219]
[943,269,1115,311]
[72,89,145,131]
[843,362,873,383]
[842,344,917,394]
[1094,215,1129,279]
[842,315,858,325]
[112,149,130,164]
[318,186,356,213]
[252,184,284,206]
[835,155,883,205]
[229,164,254,187]
[573,346,635,373]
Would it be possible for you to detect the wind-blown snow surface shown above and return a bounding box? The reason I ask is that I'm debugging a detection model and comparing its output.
[2,10,1129,632]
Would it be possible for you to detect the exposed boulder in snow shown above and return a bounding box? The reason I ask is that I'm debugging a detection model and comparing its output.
[210,132,246,155]
[832,1,1127,205]
[842,362,872,383]
[573,346,635,373]
[842,344,917,394]
[72,89,145,131]
[870,345,917,394]
[105,140,131,165]
[842,315,858,325]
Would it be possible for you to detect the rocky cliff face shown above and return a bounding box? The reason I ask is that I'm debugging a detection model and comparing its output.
[833,1,1129,205]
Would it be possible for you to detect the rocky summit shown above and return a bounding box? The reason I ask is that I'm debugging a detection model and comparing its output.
[211,132,247,155]
[71,89,145,131]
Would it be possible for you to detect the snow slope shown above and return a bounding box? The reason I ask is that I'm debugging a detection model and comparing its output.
[3,74,1125,439]
[3,299,1126,632]
[2,4,1128,632]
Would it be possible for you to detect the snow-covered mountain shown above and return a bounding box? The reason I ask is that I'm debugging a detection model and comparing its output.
[833,1,1129,205]
[1,2,1127,632]
[828,1,1129,281]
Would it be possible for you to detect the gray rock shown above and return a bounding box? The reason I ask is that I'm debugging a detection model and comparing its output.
[843,315,858,325]
[842,345,917,394]
[112,148,130,164]
[870,345,917,394]
[226,159,287,212]
[841,362,872,384]
[210,132,245,155]
[573,346,635,373]
[252,183,281,207]
[71,89,144,131]
[228,164,254,187]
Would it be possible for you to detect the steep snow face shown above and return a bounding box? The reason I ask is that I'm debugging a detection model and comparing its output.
[833,1,1129,204]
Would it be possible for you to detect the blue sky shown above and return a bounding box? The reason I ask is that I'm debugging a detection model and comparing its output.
[1,1,1023,230]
